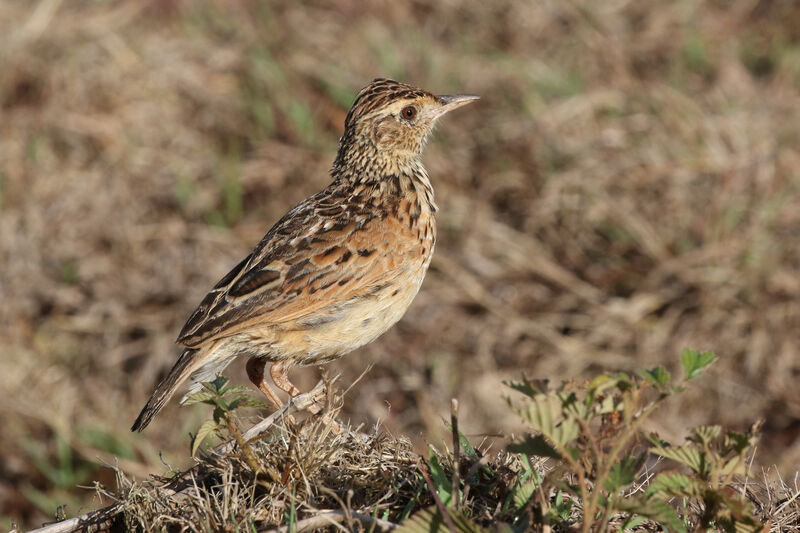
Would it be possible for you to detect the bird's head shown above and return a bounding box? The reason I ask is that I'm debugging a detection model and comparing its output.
[334,78,479,176]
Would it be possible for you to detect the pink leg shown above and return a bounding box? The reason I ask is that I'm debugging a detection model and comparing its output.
[246,357,284,411]
[270,361,322,415]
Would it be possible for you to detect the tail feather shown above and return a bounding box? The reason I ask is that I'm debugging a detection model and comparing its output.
[131,348,200,432]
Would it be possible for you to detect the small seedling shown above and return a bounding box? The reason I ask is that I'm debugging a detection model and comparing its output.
[184,376,268,473]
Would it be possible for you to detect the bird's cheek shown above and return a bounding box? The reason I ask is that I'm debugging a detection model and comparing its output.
[370,117,406,150]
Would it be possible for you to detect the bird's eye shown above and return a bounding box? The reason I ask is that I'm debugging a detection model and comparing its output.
[401,106,417,120]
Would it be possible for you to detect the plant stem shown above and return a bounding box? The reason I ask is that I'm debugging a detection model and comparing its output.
[225,412,261,474]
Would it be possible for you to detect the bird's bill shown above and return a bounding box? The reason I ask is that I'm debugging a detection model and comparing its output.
[433,94,480,117]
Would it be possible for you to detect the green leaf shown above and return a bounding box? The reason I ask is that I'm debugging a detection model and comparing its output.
[638,366,671,387]
[619,515,648,531]
[514,395,579,448]
[446,428,478,461]
[691,425,722,446]
[586,373,619,393]
[220,384,257,397]
[428,451,452,506]
[724,430,752,454]
[560,391,590,419]
[395,506,492,533]
[508,434,561,459]
[646,471,704,498]
[505,378,548,398]
[192,420,222,457]
[681,349,717,380]
[646,433,670,447]
[183,390,217,406]
[615,497,687,533]
[459,432,478,461]
[551,490,573,521]
[604,453,646,492]
[652,444,708,476]
[206,375,230,393]
[511,478,536,511]
[226,395,268,411]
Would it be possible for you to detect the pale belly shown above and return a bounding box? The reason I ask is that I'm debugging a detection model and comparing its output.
[228,267,427,366]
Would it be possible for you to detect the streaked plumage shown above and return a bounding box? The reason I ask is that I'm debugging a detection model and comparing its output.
[132,78,478,431]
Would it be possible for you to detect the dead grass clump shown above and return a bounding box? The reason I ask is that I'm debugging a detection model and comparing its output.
[79,417,524,532]
[110,424,422,531]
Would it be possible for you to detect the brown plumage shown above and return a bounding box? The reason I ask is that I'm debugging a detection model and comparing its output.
[131,78,478,432]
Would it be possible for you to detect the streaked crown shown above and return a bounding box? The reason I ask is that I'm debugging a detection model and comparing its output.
[333,78,478,175]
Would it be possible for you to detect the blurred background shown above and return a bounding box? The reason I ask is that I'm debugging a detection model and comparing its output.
[2,0,799,528]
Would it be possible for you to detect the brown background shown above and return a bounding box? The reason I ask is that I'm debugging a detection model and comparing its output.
[2,0,799,528]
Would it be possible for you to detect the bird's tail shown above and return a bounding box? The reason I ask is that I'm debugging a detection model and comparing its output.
[131,348,201,432]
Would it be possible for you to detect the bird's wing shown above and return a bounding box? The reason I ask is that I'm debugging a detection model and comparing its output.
[176,186,423,347]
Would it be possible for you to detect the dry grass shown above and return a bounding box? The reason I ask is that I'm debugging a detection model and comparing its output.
[1,0,800,529]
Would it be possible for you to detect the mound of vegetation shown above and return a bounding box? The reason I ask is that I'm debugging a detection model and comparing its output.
[26,352,798,533]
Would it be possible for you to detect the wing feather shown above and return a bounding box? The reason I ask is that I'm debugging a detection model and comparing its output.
[177,186,413,347]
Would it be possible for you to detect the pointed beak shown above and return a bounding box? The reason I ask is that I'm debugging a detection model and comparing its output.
[432,93,480,118]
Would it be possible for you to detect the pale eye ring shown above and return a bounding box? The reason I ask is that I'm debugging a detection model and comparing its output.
[401,105,417,120]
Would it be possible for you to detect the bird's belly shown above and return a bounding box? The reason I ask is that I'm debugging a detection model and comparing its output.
[235,268,427,366]
[292,273,425,365]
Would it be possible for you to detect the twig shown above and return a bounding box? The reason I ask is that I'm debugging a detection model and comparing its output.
[259,509,397,532]
[24,506,118,533]
[450,399,461,509]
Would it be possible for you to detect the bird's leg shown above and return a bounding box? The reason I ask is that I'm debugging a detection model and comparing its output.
[245,357,284,411]
[270,361,322,416]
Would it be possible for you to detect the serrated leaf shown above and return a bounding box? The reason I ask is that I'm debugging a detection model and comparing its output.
[553,419,579,447]
[508,434,561,459]
[511,478,536,511]
[718,455,748,477]
[595,393,620,416]
[220,384,256,397]
[724,430,752,454]
[638,366,671,387]
[604,453,646,492]
[652,445,708,475]
[646,471,704,498]
[615,497,687,533]
[505,378,549,398]
[227,395,267,411]
[183,390,216,406]
[515,396,579,447]
[206,375,229,393]
[235,396,270,409]
[428,451,452,506]
[647,433,670,447]
[192,420,222,457]
[691,425,721,445]
[560,392,589,419]
[681,349,717,380]
[395,506,492,533]
[515,395,555,434]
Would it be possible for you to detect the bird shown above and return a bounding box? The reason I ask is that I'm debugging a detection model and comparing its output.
[131,78,478,432]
